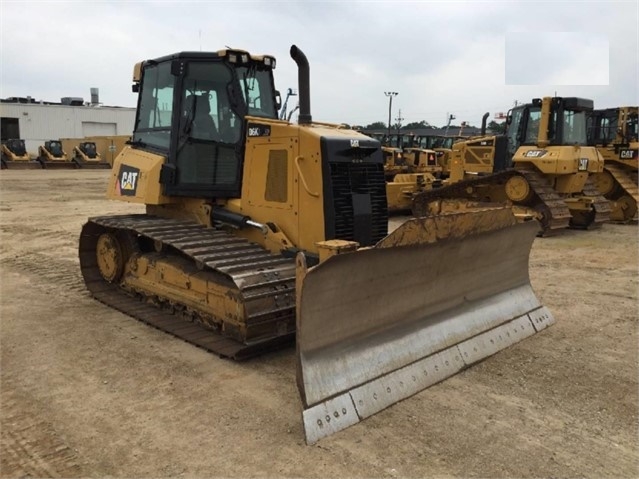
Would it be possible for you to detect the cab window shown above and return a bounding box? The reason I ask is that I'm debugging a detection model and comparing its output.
[562,110,587,145]
[134,61,175,149]
[175,61,242,187]
[237,65,277,119]
[523,108,541,144]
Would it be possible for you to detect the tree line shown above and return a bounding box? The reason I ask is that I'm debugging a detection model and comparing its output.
[361,120,507,134]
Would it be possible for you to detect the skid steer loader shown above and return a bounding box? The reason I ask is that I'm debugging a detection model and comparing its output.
[37,140,77,169]
[413,97,611,234]
[79,45,554,444]
[588,106,638,222]
[71,141,111,169]
[1,139,41,169]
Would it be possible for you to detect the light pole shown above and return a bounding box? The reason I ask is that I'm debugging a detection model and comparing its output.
[384,92,398,140]
[444,113,456,137]
[395,109,404,138]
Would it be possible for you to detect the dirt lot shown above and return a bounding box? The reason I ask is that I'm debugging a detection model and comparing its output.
[0,170,637,478]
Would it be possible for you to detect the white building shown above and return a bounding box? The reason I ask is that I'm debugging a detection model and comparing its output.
[1,98,136,155]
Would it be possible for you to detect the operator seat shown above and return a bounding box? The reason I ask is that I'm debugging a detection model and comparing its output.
[192,95,218,141]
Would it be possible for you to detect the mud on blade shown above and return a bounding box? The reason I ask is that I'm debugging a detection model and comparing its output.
[295,209,554,444]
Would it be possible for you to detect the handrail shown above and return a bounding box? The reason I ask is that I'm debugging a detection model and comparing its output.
[294,156,320,197]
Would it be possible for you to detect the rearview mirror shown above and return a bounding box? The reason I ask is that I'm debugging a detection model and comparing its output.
[274,90,282,112]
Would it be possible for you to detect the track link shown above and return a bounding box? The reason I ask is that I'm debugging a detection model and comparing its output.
[602,165,638,222]
[412,169,517,215]
[79,214,296,359]
[515,165,572,231]
[581,175,612,227]
[605,164,639,204]
[411,166,571,232]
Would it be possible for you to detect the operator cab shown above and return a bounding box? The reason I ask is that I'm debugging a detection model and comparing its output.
[506,97,593,157]
[80,142,98,158]
[6,139,26,156]
[45,140,64,158]
[587,108,639,146]
[625,110,638,142]
[131,50,279,198]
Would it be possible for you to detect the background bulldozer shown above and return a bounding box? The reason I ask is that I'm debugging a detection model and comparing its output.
[588,106,638,222]
[72,141,111,169]
[79,45,554,443]
[364,131,409,180]
[385,144,442,213]
[37,140,77,169]
[384,114,495,215]
[414,134,467,176]
[361,131,441,214]
[413,97,611,234]
[1,139,41,169]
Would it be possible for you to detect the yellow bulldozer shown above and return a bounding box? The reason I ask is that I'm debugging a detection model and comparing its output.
[413,97,611,234]
[385,114,492,214]
[385,143,442,213]
[588,106,638,222]
[79,45,554,444]
[360,131,404,179]
[413,134,465,176]
[71,141,111,169]
[1,139,41,169]
[360,132,443,213]
[37,140,78,169]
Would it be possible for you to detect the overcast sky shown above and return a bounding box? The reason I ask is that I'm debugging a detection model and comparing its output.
[1,0,637,127]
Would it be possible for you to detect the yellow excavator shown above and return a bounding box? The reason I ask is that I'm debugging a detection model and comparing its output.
[413,97,610,234]
[1,139,41,169]
[79,45,554,444]
[71,141,111,169]
[588,106,638,222]
[37,140,78,169]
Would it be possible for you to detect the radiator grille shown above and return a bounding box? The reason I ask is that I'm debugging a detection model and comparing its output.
[329,162,388,245]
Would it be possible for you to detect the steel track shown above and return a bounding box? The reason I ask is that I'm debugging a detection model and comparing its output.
[79,214,296,360]
[580,176,612,227]
[411,166,572,232]
[606,164,639,204]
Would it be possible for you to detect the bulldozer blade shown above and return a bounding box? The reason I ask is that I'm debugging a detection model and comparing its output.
[296,209,554,444]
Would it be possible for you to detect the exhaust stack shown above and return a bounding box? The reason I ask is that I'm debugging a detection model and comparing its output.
[481,112,490,136]
[290,45,312,124]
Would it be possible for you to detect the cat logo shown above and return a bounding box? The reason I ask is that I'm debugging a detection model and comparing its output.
[117,165,141,196]
[524,149,546,158]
